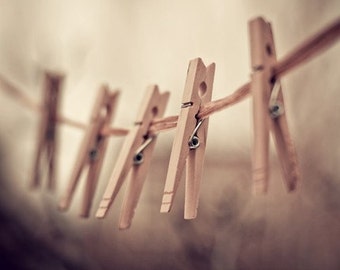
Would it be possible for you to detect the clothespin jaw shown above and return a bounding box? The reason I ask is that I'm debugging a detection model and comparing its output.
[30,71,63,190]
[96,85,169,230]
[58,86,119,217]
[161,58,215,219]
[249,17,299,194]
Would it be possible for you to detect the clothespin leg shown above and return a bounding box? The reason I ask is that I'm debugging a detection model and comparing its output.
[81,149,106,217]
[118,169,141,229]
[185,119,209,219]
[118,142,154,229]
[30,136,45,188]
[46,139,56,190]
[251,71,270,194]
[80,115,115,217]
[58,142,88,211]
[270,89,299,191]
[96,126,141,218]
[160,129,189,213]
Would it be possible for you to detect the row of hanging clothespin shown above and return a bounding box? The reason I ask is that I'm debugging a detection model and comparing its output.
[32,58,219,228]
[25,15,340,229]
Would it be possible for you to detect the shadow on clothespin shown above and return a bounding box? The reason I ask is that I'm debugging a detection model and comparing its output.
[30,72,64,191]
[58,86,119,217]
[249,17,300,194]
[161,58,215,219]
[96,85,169,229]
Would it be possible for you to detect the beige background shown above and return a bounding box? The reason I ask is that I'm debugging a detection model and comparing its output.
[0,1,339,269]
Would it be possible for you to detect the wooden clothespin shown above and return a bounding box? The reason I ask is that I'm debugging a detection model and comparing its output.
[30,72,63,190]
[58,86,119,217]
[96,85,169,229]
[249,17,300,194]
[161,58,215,219]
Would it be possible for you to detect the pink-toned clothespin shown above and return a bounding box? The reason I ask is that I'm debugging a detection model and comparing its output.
[30,72,63,190]
[58,86,119,217]
[161,58,215,219]
[249,17,300,194]
[96,85,169,229]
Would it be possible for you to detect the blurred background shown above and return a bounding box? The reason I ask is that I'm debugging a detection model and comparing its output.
[0,0,339,269]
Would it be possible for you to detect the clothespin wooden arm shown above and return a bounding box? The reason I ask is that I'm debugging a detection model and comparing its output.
[95,124,142,219]
[249,18,272,194]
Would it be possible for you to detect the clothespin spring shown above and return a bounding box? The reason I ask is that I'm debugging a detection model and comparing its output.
[89,134,104,162]
[269,79,284,119]
[133,136,155,165]
[188,119,205,150]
